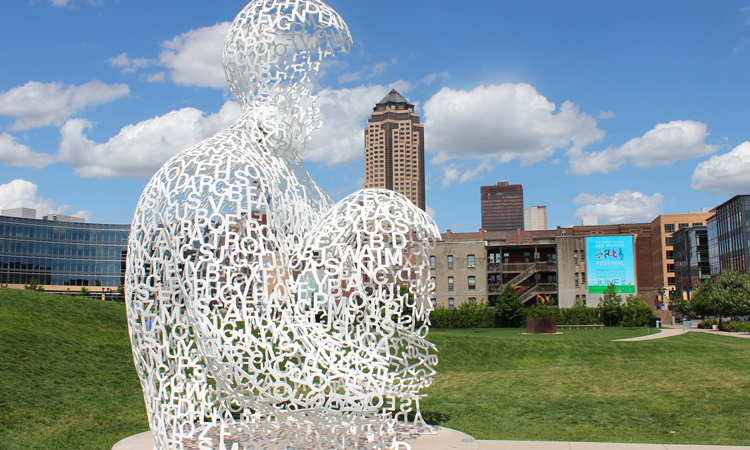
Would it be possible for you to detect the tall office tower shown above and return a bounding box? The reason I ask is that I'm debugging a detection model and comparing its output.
[480,181,524,231]
[524,205,547,231]
[364,89,425,210]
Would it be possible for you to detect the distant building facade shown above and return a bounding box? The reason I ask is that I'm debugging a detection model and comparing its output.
[430,223,654,310]
[650,213,712,304]
[0,209,129,291]
[363,89,425,210]
[480,182,524,231]
[672,226,709,298]
[524,205,547,231]
[709,195,750,275]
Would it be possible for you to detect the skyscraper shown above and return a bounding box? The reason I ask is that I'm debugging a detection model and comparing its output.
[480,181,524,231]
[363,89,425,210]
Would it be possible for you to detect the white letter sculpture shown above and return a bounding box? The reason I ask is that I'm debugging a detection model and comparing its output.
[125,1,440,449]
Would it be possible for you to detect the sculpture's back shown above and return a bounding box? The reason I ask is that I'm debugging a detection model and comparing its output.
[125,2,440,449]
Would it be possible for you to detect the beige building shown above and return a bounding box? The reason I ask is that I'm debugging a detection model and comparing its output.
[363,89,425,210]
[650,212,712,304]
[524,205,547,231]
[430,240,487,309]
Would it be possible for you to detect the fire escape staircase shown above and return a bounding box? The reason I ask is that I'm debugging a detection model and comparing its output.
[506,263,538,287]
[519,285,539,304]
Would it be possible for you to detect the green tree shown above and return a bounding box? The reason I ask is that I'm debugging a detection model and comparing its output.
[669,290,691,315]
[691,272,750,322]
[495,283,524,327]
[79,286,90,297]
[598,283,623,327]
[621,294,655,327]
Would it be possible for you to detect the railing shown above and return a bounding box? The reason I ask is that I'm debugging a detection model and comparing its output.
[507,264,537,287]
[519,285,539,304]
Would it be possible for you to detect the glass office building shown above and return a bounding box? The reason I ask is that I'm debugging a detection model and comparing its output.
[0,211,129,289]
[711,195,750,275]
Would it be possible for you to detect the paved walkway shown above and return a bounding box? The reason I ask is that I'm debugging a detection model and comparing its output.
[611,323,750,342]
[113,428,750,450]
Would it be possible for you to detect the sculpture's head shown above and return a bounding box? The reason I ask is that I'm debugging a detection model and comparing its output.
[223,0,351,149]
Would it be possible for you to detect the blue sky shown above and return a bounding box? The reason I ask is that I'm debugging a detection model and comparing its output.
[1,0,749,232]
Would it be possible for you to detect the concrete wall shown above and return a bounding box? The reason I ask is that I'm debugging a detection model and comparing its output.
[556,236,591,307]
[430,240,487,309]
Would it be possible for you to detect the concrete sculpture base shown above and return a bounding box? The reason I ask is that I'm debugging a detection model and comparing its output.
[112,426,479,450]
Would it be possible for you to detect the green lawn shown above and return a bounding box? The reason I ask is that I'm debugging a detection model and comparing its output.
[422,328,750,445]
[1,290,749,449]
[0,289,147,450]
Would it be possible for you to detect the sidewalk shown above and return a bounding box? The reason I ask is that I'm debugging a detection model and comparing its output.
[113,428,750,450]
[478,441,750,450]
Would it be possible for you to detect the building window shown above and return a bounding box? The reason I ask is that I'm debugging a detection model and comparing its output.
[665,236,673,246]
[430,277,436,289]
[449,298,455,309]
[573,251,578,264]
[447,255,453,269]
[575,273,579,287]
[524,252,531,263]
[467,254,475,268]
[429,255,436,270]
[576,295,580,303]
[668,277,676,286]
[666,250,674,260]
[468,276,476,290]
[582,295,587,305]
[431,298,436,308]
[665,224,675,233]
[468,297,476,304]
[692,222,703,227]
[679,223,689,229]
[581,272,586,283]
[667,264,674,273]
[448,276,454,291]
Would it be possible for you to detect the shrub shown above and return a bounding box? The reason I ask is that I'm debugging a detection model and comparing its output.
[79,286,90,297]
[561,306,601,325]
[430,299,495,329]
[698,318,718,329]
[726,321,750,333]
[495,283,524,327]
[621,295,655,327]
[525,306,563,323]
[24,278,44,292]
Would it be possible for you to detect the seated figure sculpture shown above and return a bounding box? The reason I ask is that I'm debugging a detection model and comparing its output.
[125,1,440,449]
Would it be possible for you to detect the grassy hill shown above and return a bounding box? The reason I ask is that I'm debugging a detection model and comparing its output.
[0,289,147,450]
[2,290,750,448]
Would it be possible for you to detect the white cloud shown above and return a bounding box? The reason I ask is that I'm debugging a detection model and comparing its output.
[50,0,102,6]
[0,179,70,218]
[305,82,411,167]
[56,101,240,178]
[598,110,615,119]
[439,161,496,188]
[691,141,750,194]
[370,58,398,76]
[108,53,154,73]
[421,72,450,85]
[158,22,230,88]
[0,81,130,131]
[424,84,604,167]
[425,205,437,219]
[0,133,56,168]
[568,120,717,175]
[573,190,664,224]
[144,72,166,83]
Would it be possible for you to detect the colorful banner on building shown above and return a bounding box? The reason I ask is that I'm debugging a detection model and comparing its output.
[585,236,636,294]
